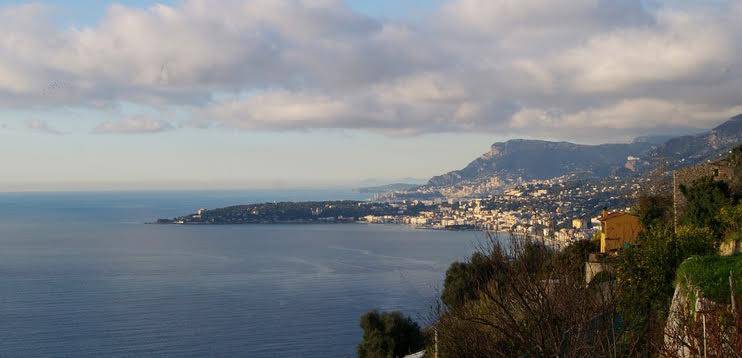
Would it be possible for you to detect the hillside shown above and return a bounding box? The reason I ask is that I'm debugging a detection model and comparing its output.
[648,114,742,168]
[427,140,651,187]
[425,114,742,191]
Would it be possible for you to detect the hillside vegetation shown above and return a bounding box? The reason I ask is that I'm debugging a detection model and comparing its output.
[359,145,742,357]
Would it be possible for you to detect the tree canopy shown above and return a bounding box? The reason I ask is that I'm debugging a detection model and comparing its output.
[357,310,424,358]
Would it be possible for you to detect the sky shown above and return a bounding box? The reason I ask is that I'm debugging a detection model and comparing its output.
[0,0,740,191]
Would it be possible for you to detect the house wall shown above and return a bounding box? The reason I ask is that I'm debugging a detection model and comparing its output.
[600,215,641,253]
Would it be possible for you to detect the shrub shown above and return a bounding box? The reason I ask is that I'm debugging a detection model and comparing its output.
[680,177,732,238]
[435,237,621,357]
[675,254,742,304]
[634,194,673,229]
[674,225,716,258]
[357,310,424,358]
[719,204,742,243]
[441,248,509,310]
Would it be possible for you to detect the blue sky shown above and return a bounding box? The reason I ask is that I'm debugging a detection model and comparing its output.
[0,0,739,191]
[0,0,445,25]
[0,0,498,190]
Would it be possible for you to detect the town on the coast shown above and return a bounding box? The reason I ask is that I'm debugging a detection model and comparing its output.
[158,166,673,250]
[159,116,742,251]
[156,175,643,244]
[164,166,737,256]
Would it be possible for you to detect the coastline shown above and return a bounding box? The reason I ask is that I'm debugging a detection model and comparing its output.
[149,219,487,232]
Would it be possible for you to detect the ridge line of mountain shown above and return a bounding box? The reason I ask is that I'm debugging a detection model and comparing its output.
[422,114,742,193]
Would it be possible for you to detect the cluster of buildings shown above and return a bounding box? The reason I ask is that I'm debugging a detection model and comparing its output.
[361,174,652,245]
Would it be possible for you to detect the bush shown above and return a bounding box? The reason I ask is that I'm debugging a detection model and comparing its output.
[435,237,621,357]
[614,221,719,353]
[634,194,673,228]
[680,177,732,238]
[675,254,742,304]
[614,224,678,350]
[675,225,716,258]
[357,310,424,358]
[719,204,742,243]
[441,249,508,310]
[554,239,599,279]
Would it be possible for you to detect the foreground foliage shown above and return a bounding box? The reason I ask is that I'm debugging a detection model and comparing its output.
[357,310,424,358]
[359,146,742,356]
[676,255,742,304]
[435,237,619,357]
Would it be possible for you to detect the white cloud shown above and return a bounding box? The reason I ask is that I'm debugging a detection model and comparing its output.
[0,0,740,141]
[92,116,174,134]
[553,10,734,93]
[507,100,742,142]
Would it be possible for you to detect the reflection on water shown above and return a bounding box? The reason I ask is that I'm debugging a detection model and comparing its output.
[0,191,484,357]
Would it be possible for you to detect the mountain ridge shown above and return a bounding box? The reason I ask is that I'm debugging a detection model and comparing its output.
[648,114,742,168]
[424,114,742,193]
[427,140,652,187]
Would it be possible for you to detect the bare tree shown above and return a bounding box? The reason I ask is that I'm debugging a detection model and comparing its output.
[432,234,633,357]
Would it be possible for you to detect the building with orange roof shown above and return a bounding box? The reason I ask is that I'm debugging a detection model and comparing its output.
[597,209,641,253]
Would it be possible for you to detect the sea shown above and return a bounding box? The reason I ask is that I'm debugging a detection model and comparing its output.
[0,190,486,357]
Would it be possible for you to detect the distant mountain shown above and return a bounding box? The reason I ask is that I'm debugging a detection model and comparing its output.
[632,134,677,145]
[425,114,742,192]
[648,114,742,167]
[427,140,651,187]
[356,183,421,193]
[355,177,427,187]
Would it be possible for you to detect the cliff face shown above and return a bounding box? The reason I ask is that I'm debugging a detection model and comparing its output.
[426,114,742,189]
[427,139,651,187]
[649,114,742,167]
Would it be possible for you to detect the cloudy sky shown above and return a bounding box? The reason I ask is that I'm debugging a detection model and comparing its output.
[0,0,740,190]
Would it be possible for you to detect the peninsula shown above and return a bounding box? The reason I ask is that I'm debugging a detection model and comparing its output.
[154,200,431,225]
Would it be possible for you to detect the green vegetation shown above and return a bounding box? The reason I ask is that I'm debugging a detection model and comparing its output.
[441,251,507,310]
[634,194,673,228]
[679,177,732,236]
[440,238,597,311]
[676,255,742,304]
[359,147,742,355]
[161,200,432,224]
[719,203,742,247]
[436,237,618,356]
[357,310,424,358]
[613,222,718,351]
[612,159,740,352]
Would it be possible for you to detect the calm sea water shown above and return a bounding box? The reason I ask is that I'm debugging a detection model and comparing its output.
[0,191,483,357]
